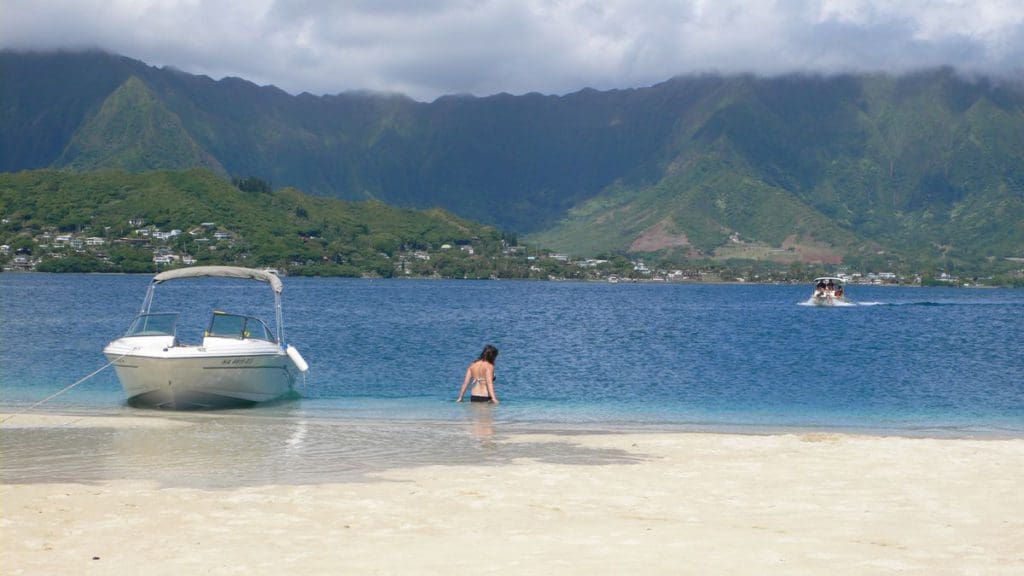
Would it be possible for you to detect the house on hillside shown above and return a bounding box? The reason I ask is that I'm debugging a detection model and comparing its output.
[10,256,34,271]
[153,253,179,265]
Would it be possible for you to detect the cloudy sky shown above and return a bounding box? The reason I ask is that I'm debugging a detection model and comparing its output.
[3,0,1023,101]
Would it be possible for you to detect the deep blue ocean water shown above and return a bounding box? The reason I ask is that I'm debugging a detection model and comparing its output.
[2,273,1022,436]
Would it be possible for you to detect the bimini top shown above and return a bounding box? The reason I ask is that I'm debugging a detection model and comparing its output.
[812,276,845,284]
[152,266,283,294]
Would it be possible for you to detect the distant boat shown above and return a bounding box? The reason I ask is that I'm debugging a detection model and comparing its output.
[104,266,309,409]
[809,276,848,306]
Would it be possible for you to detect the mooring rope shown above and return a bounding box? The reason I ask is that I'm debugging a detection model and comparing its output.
[0,348,137,424]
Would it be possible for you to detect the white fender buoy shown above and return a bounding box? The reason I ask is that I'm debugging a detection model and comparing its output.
[286,345,309,372]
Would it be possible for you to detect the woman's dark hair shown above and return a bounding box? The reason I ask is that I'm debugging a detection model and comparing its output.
[478,344,499,364]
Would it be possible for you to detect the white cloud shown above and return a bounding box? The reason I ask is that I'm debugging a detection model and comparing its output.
[2,0,1022,100]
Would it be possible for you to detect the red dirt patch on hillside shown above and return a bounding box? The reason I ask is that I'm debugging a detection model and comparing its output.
[630,220,701,256]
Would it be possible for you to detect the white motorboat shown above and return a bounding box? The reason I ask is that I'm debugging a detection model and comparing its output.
[104,266,309,409]
[809,276,848,306]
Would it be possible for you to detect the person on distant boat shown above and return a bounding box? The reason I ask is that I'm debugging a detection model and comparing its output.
[815,278,827,296]
[456,344,499,404]
[835,285,844,298]
[826,279,835,292]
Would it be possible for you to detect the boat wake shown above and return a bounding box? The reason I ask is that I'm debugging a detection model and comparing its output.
[798,298,859,307]
[863,301,1015,307]
[801,300,1021,308]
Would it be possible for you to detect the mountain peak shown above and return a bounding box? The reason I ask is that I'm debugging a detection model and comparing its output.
[55,75,224,173]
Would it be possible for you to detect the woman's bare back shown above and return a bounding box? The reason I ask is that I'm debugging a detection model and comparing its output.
[467,360,493,396]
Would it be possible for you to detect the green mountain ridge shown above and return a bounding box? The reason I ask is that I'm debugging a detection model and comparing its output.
[57,76,224,173]
[535,72,1024,269]
[2,50,1024,272]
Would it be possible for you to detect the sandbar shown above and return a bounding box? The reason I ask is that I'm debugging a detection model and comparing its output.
[2,413,1022,575]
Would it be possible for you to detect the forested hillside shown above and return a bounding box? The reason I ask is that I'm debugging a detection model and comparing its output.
[2,50,1023,273]
[0,170,521,278]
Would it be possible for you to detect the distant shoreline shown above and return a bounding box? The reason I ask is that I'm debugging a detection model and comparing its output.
[1,268,1003,288]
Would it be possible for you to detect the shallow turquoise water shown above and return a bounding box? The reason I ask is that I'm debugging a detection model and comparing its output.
[1,274,1022,435]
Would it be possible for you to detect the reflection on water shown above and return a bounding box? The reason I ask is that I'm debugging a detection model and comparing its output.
[462,402,496,450]
[1,411,644,489]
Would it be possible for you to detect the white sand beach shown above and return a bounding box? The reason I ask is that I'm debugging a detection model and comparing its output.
[2,414,1023,575]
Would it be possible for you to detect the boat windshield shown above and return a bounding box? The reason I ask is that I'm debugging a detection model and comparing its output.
[125,313,178,337]
[205,312,276,343]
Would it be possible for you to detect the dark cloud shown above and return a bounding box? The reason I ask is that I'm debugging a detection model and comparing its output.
[2,1,1022,101]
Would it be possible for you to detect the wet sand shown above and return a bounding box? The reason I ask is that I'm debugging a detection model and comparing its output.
[2,412,1022,575]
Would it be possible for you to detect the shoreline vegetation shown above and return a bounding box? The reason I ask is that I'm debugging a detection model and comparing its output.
[2,170,1022,287]
[2,412,1022,575]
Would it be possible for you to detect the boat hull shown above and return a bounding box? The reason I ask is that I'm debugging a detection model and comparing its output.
[104,345,298,409]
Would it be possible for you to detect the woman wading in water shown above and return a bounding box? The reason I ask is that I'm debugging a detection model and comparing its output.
[456,344,499,404]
